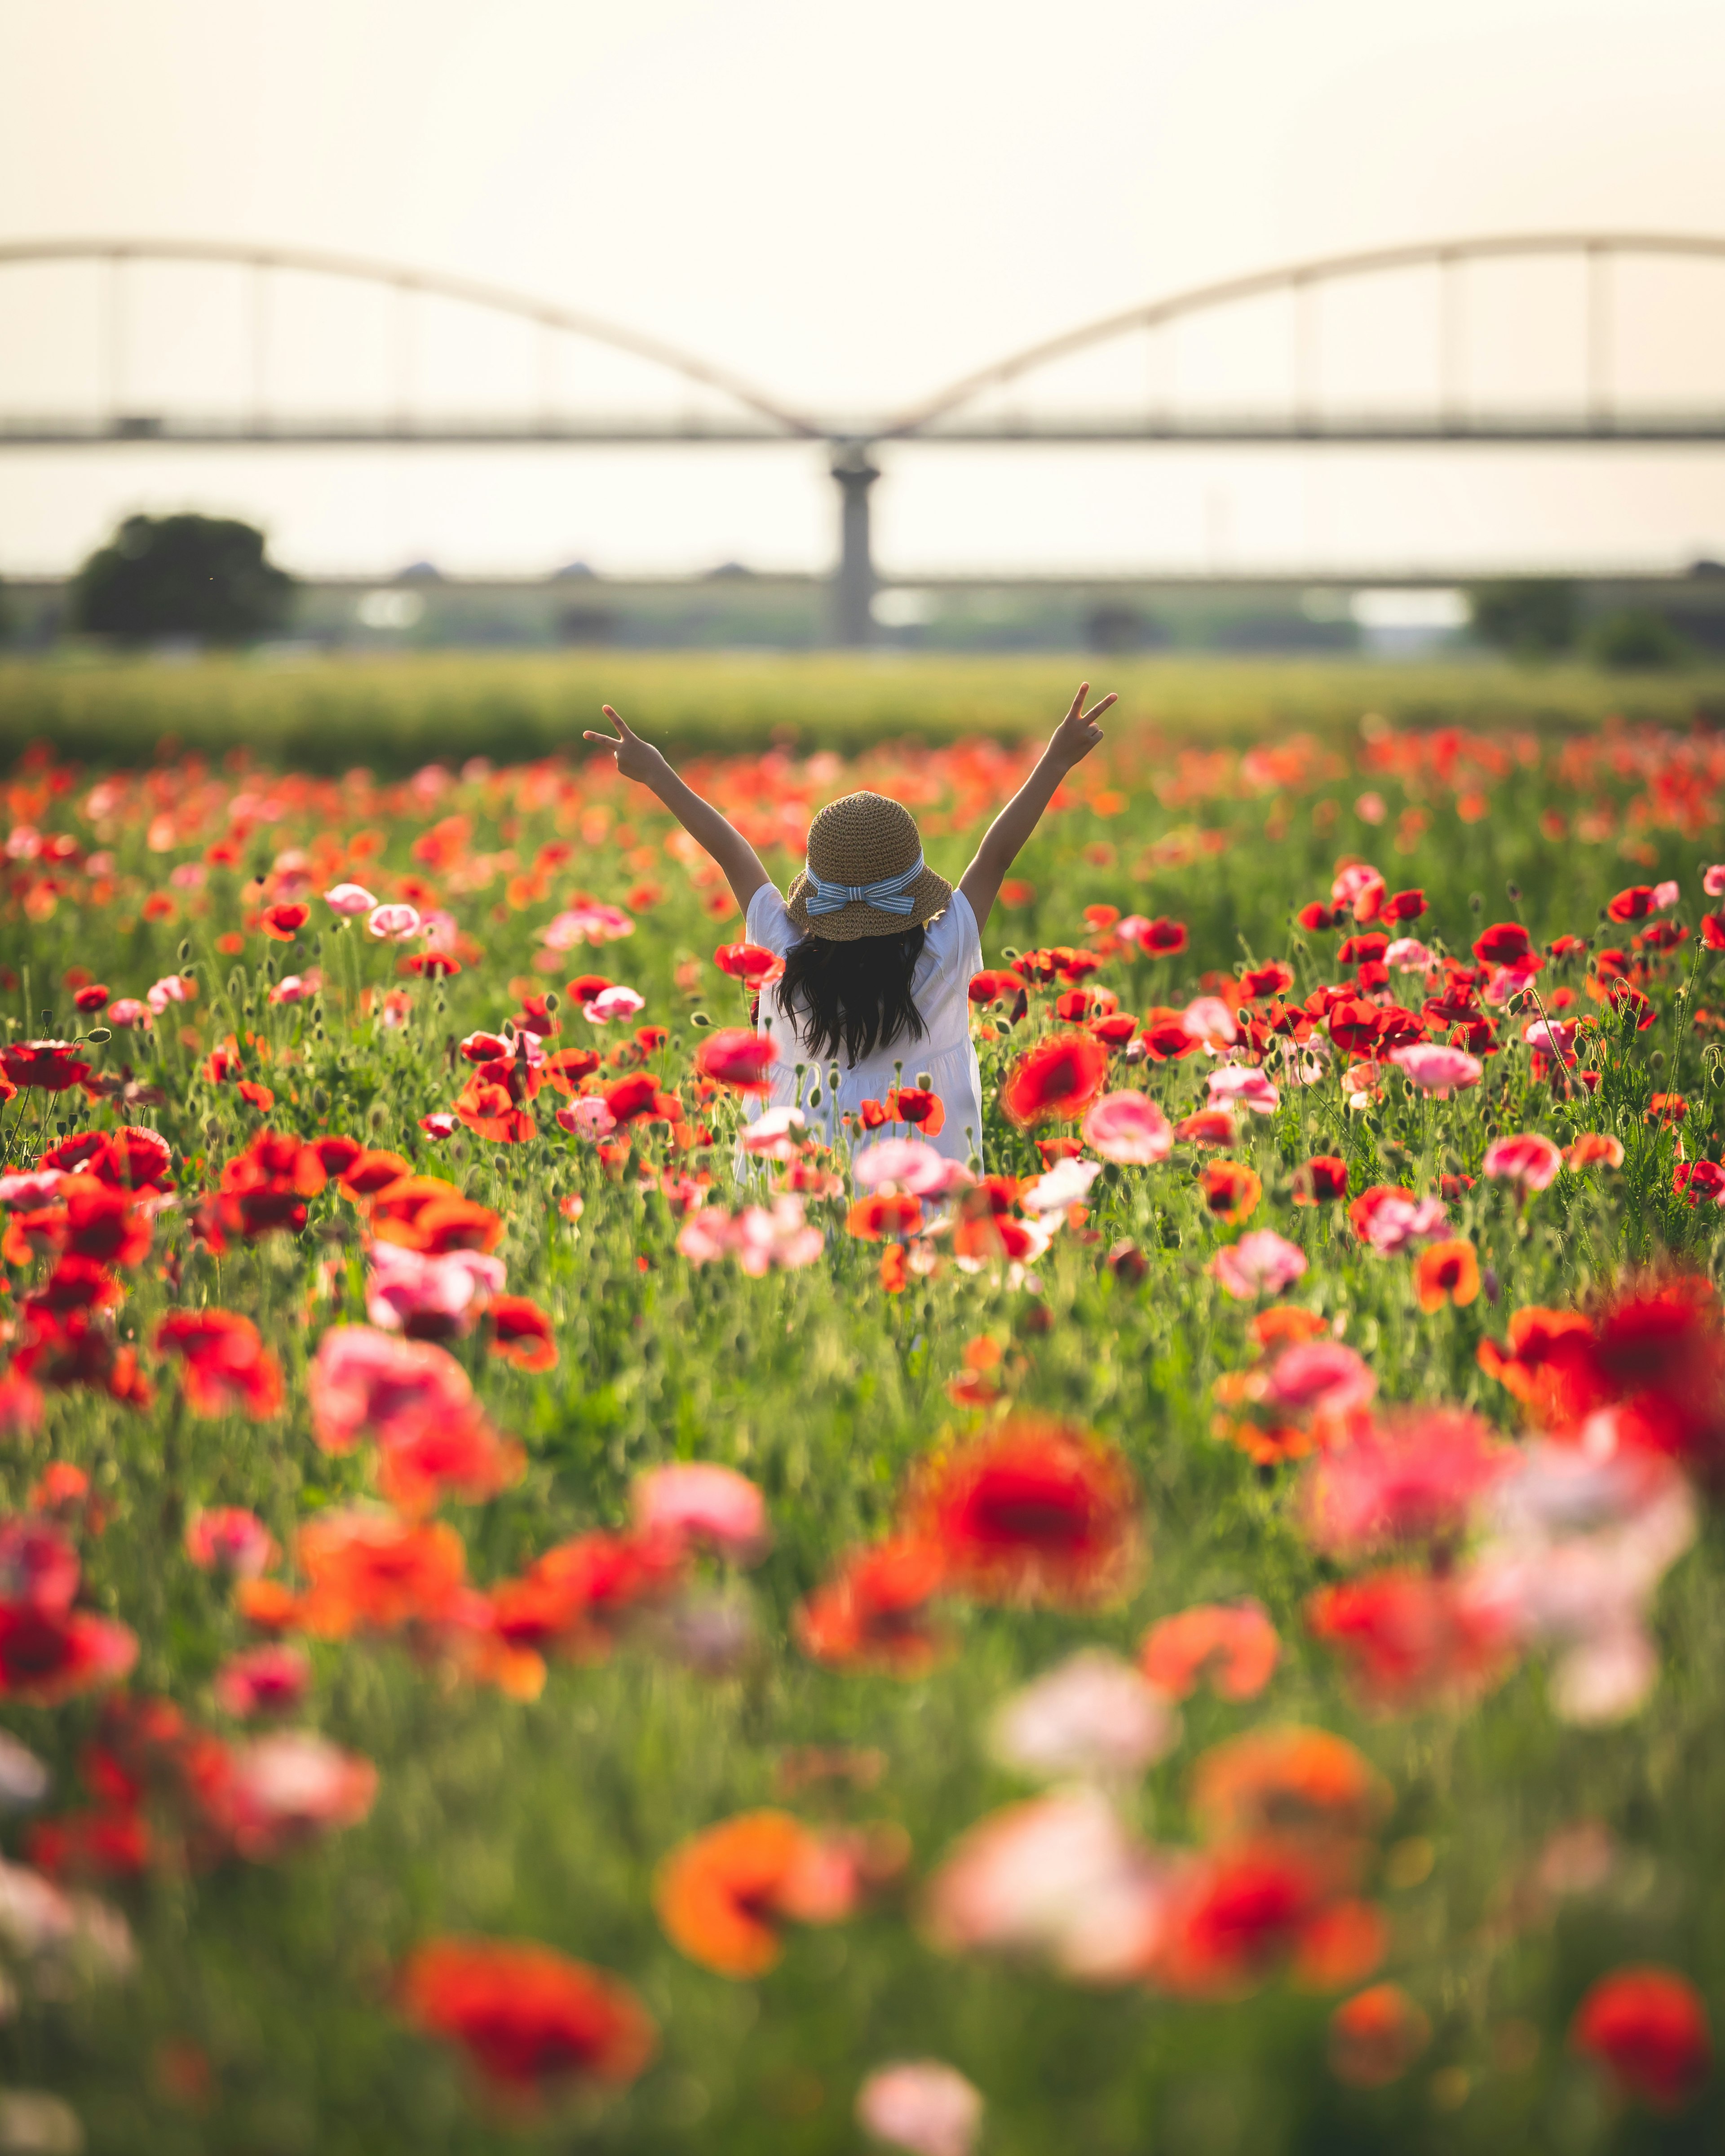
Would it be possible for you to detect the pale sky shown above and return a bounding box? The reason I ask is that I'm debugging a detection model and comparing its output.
[3,0,1725,579]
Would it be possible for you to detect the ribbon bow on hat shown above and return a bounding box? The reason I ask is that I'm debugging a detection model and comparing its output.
[802,854,925,917]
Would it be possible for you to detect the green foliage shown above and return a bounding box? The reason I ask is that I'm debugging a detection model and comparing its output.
[70,514,295,646]
[1588,608,1690,672]
[1466,580,1580,659]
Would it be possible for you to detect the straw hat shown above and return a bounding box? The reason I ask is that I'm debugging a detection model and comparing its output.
[785,792,952,942]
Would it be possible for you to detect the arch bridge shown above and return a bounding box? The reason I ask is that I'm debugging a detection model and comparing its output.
[4,231,1724,640]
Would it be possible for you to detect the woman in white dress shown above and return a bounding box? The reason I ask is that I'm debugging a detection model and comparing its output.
[583,682,1117,1166]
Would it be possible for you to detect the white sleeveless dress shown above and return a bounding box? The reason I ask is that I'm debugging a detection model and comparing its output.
[744,886,987,1166]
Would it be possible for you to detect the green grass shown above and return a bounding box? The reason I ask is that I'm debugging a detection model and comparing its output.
[5,649,1725,770]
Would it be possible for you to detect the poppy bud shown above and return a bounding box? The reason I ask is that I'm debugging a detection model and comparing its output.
[690,1012,712,1028]
[84,1028,111,1045]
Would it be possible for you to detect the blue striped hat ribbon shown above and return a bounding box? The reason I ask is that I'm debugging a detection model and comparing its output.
[803,854,924,916]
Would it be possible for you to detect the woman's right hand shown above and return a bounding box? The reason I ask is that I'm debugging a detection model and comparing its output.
[583,705,668,788]
[1047,681,1117,769]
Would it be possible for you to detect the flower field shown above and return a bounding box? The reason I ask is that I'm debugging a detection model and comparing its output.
[0,700,1722,2152]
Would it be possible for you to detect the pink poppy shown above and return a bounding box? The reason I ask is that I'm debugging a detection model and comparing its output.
[1300,1410,1509,1561]
[146,974,193,1016]
[1180,997,1238,1047]
[1331,862,1386,921]
[853,1138,969,1195]
[322,883,378,916]
[583,985,646,1024]
[1362,1195,1449,1254]
[106,998,151,1029]
[540,901,635,950]
[225,1733,377,1859]
[1082,1092,1173,1166]
[419,1112,458,1140]
[364,1245,506,1339]
[557,1098,619,1140]
[185,1506,279,1579]
[1388,1043,1482,1097]
[1211,1230,1308,1302]
[1483,1133,1564,1193]
[856,2063,984,2156]
[1704,864,1725,899]
[1259,1340,1377,1422]
[214,1643,312,1718]
[1384,937,1435,973]
[633,1463,771,1566]
[307,1325,476,1453]
[1207,1066,1280,1116]
[1019,1158,1103,1215]
[366,903,421,942]
[923,1787,1164,1982]
[987,1648,1180,1785]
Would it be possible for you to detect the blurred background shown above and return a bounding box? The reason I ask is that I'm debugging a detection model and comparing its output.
[3,0,1725,660]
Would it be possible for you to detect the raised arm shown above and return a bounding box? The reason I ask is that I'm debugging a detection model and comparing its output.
[583,705,770,916]
[957,681,1116,931]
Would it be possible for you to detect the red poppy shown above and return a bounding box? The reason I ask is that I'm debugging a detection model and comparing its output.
[1138,1015,1200,1062]
[999,1033,1109,1127]
[1703,912,1725,951]
[514,994,559,1038]
[1606,885,1658,923]
[1380,889,1428,923]
[487,1296,558,1372]
[693,1028,775,1092]
[1472,921,1532,966]
[1297,902,1341,931]
[1150,1844,1385,1999]
[1675,1160,1725,1205]
[338,1148,412,1198]
[1336,932,1388,967]
[454,1076,536,1146]
[1199,1161,1261,1224]
[543,1048,601,1094]
[848,1192,924,1242]
[401,952,461,978]
[903,1416,1141,1607]
[260,902,310,942]
[1329,1984,1433,2087]
[1089,1013,1139,1048]
[1138,917,1188,956]
[1177,1109,1236,1147]
[712,941,781,983]
[1307,1567,1515,1711]
[155,1310,284,1419]
[310,1134,363,1179]
[295,1511,469,1638]
[1570,1966,1711,2111]
[399,1937,657,2098]
[368,1176,503,1254]
[1240,960,1295,999]
[1141,1601,1279,1701]
[566,974,612,1004]
[653,1811,871,1978]
[0,1602,138,1704]
[26,1806,152,1882]
[1,1041,92,1093]
[795,1537,950,1675]
[1326,998,1385,1055]
[1476,1306,1600,1424]
[886,1085,945,1135]
[1292,1155,1349,1206]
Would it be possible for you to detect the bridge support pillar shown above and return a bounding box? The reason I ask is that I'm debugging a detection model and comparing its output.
[829,447,880,646]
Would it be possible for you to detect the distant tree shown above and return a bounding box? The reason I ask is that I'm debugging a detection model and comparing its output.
[71,514,294,644]
[1465,579,1578,659]
[1588,608,1688,672]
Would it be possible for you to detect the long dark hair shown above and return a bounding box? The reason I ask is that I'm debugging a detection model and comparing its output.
[777,927,928,1065]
